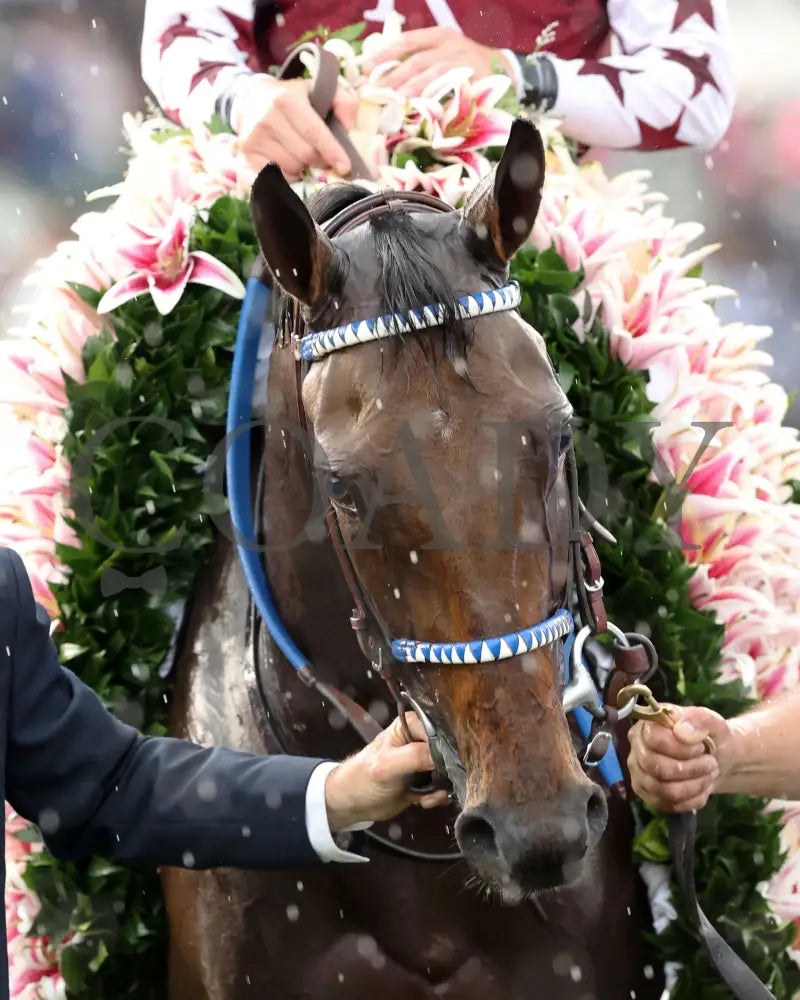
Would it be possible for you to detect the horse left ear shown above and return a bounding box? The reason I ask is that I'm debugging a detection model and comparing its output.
[461,118,545,265]
[250,163,334,306]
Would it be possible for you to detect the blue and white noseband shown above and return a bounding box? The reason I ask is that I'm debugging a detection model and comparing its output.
[392,608,573,665]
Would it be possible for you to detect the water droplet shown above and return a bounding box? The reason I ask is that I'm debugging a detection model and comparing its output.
[38,808,60,835]
[368,699,390,724]
[356,935,378,959]
[552,951,573,975]
[328,709,348,731]
[409,550,418,564]
[197,777,217,802]
[296,881,304,892]
[286,904,300,921]
[393,587,401,599]
[242,825,251,838]
[183,851,195,868]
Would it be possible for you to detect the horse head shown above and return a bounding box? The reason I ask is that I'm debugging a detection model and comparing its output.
[249,119,607,899]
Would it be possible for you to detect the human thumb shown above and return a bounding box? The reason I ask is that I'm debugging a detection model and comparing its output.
[333,82,359,132]
[671,705,722,745]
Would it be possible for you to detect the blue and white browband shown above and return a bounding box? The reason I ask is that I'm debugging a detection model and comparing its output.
[299,280,522,362]
[392,608,573,665]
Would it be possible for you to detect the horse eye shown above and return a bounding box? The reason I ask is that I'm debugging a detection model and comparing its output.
[558,431,573,455]
[327,473,347,497]
[326,474,360,517]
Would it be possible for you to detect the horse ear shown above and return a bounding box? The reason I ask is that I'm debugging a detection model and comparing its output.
[461,118,545,265]
[250,164,334,306]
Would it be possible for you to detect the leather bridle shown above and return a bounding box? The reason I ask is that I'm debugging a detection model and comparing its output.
[281,187,653,794]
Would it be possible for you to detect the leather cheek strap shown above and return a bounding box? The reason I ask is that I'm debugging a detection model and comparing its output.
[276,42,376,182]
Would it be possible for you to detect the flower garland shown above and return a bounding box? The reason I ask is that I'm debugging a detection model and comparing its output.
[2,14,800,998]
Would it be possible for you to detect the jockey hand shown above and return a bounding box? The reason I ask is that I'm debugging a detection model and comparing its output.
[363,27,514,98]
[324,713,450,831]
[231,74,358,181]
[628,705,736,813]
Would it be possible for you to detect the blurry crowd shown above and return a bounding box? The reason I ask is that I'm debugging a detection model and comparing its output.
[1,0,798,422]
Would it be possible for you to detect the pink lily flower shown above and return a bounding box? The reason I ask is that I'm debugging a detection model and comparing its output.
[97,205,245,317]
[377,161,471,207]
[395,68,513,162]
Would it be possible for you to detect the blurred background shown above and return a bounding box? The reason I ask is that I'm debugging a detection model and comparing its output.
[1,0,798,420]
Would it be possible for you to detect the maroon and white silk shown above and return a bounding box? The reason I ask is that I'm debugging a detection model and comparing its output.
[141,0,735,152]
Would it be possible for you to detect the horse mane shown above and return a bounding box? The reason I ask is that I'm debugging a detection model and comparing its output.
[303,184,472,375]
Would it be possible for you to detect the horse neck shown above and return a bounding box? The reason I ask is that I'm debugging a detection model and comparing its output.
[259,344,389,753]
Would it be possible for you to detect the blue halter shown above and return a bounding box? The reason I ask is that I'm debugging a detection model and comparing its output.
[226,274,622,787]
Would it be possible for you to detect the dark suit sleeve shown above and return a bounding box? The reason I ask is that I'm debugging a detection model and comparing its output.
[2,548,325,870]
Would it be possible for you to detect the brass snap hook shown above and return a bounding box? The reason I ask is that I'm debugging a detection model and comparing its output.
[616,683,716,756]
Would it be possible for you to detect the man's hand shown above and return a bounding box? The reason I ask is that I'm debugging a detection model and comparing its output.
[324,713,450,832]
[231,74,358,180]
[363,27,514,98]
[628,705,738,812]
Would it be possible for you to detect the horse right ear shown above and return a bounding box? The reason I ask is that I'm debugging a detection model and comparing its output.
[461,118,545,266]
[250,164,334,307]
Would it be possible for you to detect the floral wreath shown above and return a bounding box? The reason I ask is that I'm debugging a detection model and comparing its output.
[2,15,800,1000]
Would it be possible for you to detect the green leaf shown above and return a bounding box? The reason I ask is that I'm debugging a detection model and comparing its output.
[149,451,174,485]
[67,282,104,310]
[328,20,366,41]
[633,818,670,863]
[89,939,110,973]
[206,113,233,135]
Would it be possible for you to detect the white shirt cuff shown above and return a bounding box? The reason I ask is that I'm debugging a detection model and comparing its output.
[500,49,525,101]
[305,762,372,863]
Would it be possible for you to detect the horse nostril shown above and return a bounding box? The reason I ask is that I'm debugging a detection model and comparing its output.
[455,812,499,864]
[586,785,607,837]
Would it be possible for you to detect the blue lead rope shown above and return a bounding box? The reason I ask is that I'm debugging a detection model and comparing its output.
[226,276,311,673]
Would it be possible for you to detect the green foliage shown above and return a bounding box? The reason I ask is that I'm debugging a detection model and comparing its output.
[32,196,257,999]
[27,188,798,997]
[513,245,800,999]
[293,21,367,55]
